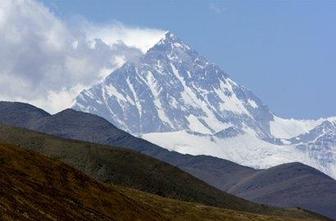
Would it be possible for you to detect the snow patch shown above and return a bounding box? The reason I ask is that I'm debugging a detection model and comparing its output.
[248,99,258,108]
[270,116,324,139]
[126,78,142,117]
[145,71,173,127]
[105,84,127,103]
[186,115,212,134]
[215,80,251,116]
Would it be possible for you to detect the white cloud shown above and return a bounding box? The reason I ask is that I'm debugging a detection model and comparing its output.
[0,0,165,113]
[84,22,166,53]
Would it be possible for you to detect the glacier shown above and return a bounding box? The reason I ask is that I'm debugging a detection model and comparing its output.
[73,32,336,179]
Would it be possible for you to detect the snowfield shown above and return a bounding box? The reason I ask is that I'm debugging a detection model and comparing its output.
[142,128,331,177]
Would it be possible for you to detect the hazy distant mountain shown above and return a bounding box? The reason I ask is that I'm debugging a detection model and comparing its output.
[228,163,336,220]
[0,101,49,128]
[72,32,336,180]
[0,101,335,219]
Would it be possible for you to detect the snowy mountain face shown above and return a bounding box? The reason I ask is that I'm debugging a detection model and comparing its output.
[291,120,336,177]
[73,32,336,179]
[73,33,273,137]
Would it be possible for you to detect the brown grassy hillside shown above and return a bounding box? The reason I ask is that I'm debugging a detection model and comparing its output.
[0,143,328,221]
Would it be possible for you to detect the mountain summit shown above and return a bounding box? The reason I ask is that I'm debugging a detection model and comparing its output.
[73,32,336,179]
[73,32,273,137]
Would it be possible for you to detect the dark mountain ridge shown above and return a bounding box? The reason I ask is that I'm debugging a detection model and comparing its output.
[0,101,335,219]
[0,124,274,214]
[228,162,336,220]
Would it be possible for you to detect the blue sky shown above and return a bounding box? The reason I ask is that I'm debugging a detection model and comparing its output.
[40,0,336,119]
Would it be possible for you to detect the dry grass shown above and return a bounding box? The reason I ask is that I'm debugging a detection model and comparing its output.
[0,143,328,221]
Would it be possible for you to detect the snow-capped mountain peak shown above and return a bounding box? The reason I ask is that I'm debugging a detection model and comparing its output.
[72,32,336,179]
[73,32,273,138]
[154,31,190,50]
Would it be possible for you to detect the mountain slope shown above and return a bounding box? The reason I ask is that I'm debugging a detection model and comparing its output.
[0,102,261,193]
[0,101,335,219]
[0,102,259,194]
[1,143,328,221]
[0,143,160,221]
[0,124,288,216]
[228,163,336,220]
[0,101,50,128]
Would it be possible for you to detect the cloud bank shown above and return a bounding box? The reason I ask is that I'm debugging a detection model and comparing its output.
[0,0,165,113]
